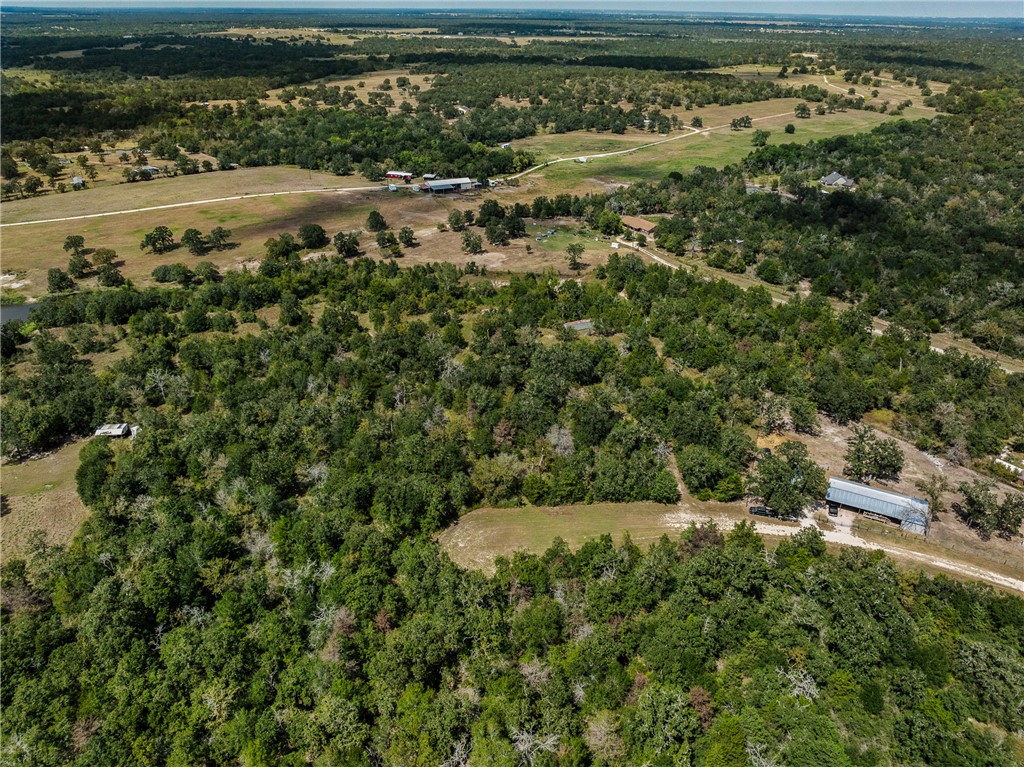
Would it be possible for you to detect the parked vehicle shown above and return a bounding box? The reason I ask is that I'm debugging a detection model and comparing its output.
[748,506,775,518]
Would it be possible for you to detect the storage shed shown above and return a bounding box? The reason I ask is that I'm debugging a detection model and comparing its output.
[424,177,478,193]
[825,476,930,534]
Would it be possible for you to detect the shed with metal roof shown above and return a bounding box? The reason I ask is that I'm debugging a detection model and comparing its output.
[826,476,930,534]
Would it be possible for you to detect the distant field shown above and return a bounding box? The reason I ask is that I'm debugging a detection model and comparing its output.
[515,104,908,197]
[0,92,942,297]
[0,166,372,224]
[0,187,387,292]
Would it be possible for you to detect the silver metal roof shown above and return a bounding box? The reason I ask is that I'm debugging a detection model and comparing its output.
[425,177,474,188]
[826,476,928,522]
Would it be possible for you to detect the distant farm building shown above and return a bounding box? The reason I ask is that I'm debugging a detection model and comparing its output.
[563,319,594,333]
[71,176,86,190]
[820,172,855,188]
[424,177,479,193]
[499,142,512,149]
[385,171,414,181]
[621,215,658,235]
[422,173,438,181]
[825,476,930,534]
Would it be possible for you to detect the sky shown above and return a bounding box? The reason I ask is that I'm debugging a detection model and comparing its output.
[3,1,1021,19]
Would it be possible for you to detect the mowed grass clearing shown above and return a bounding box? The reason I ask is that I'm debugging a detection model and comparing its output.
[1,440,90,562]
[437,500,750,573]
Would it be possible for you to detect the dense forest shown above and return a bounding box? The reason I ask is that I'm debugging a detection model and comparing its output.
[3,249,1024,764]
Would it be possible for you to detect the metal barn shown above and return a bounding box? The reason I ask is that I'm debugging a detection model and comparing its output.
[826,476,930,534]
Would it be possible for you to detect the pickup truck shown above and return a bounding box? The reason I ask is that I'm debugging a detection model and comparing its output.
[748,506,776,518]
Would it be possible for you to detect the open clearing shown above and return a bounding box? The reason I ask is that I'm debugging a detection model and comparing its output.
[514,103,916,196]
[0,166,373,225]
[440,416,1024,592]
[1,440,89,562]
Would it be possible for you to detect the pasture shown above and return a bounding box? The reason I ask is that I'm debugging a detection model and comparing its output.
[515,102,913,197]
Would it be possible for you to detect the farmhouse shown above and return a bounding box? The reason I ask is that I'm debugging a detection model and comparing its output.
[620,215,658,235]
[424,177,479,193]
[385,171,414,181]
[825,476,930,534]
[820,171,855,188]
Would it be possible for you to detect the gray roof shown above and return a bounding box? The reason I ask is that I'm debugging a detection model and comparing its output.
[94,423,130,437]
[821,172,845,185]
[826,476,928,522]
[425,177,475,190]
[563,319,594,331]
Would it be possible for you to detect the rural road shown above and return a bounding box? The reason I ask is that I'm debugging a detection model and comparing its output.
[661,507,1024,593]
[0,184,388,228]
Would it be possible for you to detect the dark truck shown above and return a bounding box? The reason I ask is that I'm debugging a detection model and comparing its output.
[749,506,800,522]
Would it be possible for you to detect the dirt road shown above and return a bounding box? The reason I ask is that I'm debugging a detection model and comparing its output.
[661,506,1024,594]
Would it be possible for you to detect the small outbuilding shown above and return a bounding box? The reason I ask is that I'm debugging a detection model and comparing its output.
[94,423,131,438]
[621,215,658,235]
[825,476,930,534]
[385,171,414,181]
[563,319,594,333]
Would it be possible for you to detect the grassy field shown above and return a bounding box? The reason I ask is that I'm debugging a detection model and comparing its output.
[1,165,373,224]
[437,500,748,572]
[0,440,89,562]
[515,104,902,197]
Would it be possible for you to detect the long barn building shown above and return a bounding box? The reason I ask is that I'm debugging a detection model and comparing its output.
[826,476,930,535]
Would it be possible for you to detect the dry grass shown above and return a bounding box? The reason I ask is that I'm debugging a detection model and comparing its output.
[712,64,945,117]
[266,69,432,111]
[1,165,372,224]
[1,440,89,562]
[437,500,744,573]
[1,184,392,294]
